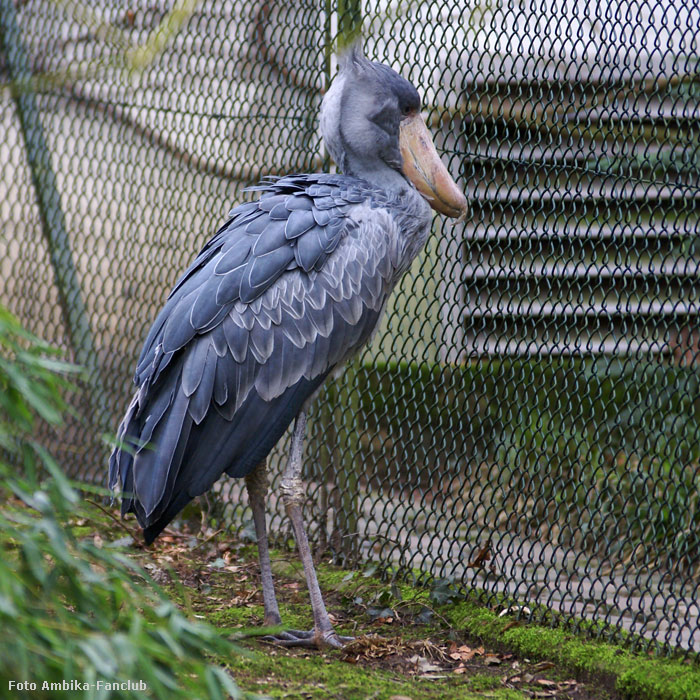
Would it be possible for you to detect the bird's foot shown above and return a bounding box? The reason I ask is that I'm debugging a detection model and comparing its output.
[263,628,353,649]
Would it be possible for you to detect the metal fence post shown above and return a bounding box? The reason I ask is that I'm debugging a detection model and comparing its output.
[337,0,362,45]
[325,0,363,561]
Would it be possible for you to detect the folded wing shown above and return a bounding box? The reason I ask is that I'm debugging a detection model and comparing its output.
[108,175,395,542]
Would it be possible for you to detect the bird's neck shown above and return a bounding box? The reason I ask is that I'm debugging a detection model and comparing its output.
[343,157,411,197]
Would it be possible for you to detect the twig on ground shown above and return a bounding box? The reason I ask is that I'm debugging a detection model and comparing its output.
[190,528,224,551]
[84,498,140,540]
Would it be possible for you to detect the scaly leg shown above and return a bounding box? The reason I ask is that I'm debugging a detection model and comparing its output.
[268,410,353,648]
[245,460,282,626]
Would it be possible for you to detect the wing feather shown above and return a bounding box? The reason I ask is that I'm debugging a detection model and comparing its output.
[213,353,230,405]
[133,386,190,518]
[252,218,287,255]
[222,314,249,363]
[210,324,228,358]
[189,343,217,424]
[285,209,316,238]
[214,237,252,274]
[244,246,295,301]
[249,321,274,364]
[182,335,209,397]
[294,226,325,271]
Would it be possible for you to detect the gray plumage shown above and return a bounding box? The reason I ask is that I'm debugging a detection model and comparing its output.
[109,45,438,545]
[109,173,431,542]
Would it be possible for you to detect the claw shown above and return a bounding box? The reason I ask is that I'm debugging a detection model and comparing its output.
[320,632,354,649]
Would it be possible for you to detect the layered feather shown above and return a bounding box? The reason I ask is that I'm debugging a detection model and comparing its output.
[108,174,401,542]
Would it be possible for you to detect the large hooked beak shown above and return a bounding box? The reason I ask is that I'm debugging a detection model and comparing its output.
[399,113,468,220]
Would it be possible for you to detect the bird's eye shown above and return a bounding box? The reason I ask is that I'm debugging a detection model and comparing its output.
[401,105,412,116]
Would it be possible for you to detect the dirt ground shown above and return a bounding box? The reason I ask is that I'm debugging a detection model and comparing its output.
[85,504,627,700]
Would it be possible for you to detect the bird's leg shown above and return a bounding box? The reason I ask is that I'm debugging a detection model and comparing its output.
[268,410,352,649]
[245,460,281,626]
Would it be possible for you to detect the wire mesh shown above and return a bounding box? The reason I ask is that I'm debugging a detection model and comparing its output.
[1,0,698,654]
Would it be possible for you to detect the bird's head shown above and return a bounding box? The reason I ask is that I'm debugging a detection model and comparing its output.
[320,43,467,219]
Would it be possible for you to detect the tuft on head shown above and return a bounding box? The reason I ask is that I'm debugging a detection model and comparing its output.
[320,40,421,178]
[338,39,370,73]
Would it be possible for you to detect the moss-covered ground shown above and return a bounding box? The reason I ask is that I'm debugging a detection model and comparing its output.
[78,502,700,700]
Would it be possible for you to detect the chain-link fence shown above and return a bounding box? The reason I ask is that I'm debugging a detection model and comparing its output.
[1,0,698,654]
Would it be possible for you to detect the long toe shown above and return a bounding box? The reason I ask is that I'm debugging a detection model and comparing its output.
[262,629,315,645]
[262,629,353,649]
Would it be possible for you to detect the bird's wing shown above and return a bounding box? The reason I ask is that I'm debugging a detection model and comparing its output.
[109,175,396,539]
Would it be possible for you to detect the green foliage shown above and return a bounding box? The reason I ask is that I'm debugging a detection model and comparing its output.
[429,578,462,607]
[444,600,700,700]
[0,306,256,699]
[0,306,80,460]
[355,357,700,571]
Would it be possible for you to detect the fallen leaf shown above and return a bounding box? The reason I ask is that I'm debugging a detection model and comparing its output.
[532,661,555,672]
[483,655,501,666]
[408,654,443,674]
[467,543,492,568]
[506,668,533,685]
[449,645,477,661]
[375,616,394,624]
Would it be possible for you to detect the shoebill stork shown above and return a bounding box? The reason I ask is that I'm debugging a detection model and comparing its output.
[109,44,467,648]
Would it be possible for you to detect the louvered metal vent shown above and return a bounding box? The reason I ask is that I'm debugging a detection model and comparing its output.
[452,53,700,357]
